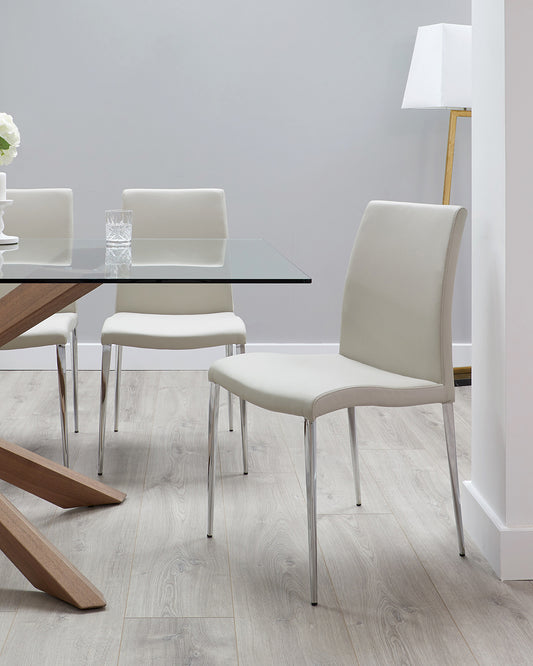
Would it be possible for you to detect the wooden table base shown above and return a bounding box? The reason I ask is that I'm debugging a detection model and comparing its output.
[0,438,125,508]
[0,440,126,609]
[0,282,126,608]
[0,493,108,609]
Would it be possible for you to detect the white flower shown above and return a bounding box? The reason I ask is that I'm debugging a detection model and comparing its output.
[0,113,21,166]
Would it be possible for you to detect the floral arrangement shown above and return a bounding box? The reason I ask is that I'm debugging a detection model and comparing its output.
[0,113,21,166]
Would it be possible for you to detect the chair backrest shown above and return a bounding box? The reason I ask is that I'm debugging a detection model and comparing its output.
[2,188,75,313]
[340,201,466,394]
[116,188,234,314]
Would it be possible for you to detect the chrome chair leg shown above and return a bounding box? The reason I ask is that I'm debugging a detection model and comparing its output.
[71,328,79,433]
[114,344,122,432]
[237,343,248,474]
[347,407,361,506]
[56,344,69,468]
[240,398,248,475]
[207,382,220,537]
[225,344,234,431]
[442,402,465,556]
[304,418,318,605]
[98,344,112,475]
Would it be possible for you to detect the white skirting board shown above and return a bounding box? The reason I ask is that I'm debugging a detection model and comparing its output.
[462,481,533,580]
[0,342,472,371]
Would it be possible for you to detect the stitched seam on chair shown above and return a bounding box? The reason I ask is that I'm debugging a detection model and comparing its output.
[440,209,463,392]
[311,383,445,419]
[440,216,454,386]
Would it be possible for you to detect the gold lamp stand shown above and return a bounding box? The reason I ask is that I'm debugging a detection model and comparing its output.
[443,109,471,205]
[444,108,472,385]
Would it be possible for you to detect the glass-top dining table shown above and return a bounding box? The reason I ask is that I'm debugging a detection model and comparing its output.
[0,238,311,283]
[0,238,310,610]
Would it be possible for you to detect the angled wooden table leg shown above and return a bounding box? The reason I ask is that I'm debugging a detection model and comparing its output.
[0,494,106,609]
[0,282,101,347]
[0,438,126,507]
[0,282,124,607]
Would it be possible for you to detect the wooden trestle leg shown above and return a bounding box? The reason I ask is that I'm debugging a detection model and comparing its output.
[0,437,126,508]
[0,282,126,608]
[0,494,107,609]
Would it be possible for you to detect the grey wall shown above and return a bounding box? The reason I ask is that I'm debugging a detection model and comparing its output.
[2,0,471,345]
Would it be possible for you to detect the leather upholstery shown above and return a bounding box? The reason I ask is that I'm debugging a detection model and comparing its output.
[209,201,466,416]
[340,200,465,395]
[101,188,245,348]
[2,313,78,349]
[1,189,78,351]
[209,352,443,420]
[102,311,246,349]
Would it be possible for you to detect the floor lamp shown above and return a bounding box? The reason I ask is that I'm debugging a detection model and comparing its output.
[402,22,472,384]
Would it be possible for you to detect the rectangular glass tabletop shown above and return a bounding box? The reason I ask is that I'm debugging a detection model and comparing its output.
[0,238,311,283]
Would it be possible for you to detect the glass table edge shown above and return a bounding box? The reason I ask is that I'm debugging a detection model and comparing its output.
[0,277,312,284]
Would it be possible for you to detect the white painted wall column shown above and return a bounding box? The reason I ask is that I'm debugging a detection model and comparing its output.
[464,0,533,579]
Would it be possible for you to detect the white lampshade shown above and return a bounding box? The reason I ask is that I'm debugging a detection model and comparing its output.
[402,23,472,110]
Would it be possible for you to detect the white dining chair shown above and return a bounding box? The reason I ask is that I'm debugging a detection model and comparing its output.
[207,200,467,605]
[1,188,78,467]
[98,188,247,475]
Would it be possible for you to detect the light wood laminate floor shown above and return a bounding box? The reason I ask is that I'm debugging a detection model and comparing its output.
[0,371,531,665]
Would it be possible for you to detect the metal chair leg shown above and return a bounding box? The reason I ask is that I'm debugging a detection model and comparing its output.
[442,402,466,556]
[239,398,248,475]
[304,418,318,605]
[98,344,112,476]
[347,407,361,506]
[207,383,220,537]
[114,345,122,432]
[71,328,79,433]
[225,344,234,431]
[55,344,69,468]
[237,343,248,474]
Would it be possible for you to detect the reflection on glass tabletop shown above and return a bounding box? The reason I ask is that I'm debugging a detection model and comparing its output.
[0,238,311,283]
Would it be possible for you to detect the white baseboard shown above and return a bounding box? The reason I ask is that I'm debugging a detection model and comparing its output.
[451,343,472,368]
[0,342,473,371]
[462,480,533,580]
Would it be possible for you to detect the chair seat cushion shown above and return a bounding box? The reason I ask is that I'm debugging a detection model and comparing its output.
[101,311,247,349]
[209,353,446,420]
[1,313,78,350]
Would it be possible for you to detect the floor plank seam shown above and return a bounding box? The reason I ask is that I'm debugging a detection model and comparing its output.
[402,533,479,664]
[317,511,392,517]
[358,450,396,516]
[0,611,17,659]
[318,537,362,665]
[380,465,480,665]
[218,443,241,666]
[123,615,236,619]
[117,402,158,665]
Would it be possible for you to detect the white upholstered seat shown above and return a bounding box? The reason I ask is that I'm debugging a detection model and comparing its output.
[98,188,246,474]
[2,314,77,350]
[2,188,79,467]
[209,353,442,420]
[207,200,467,605]
[101,311,245,350]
